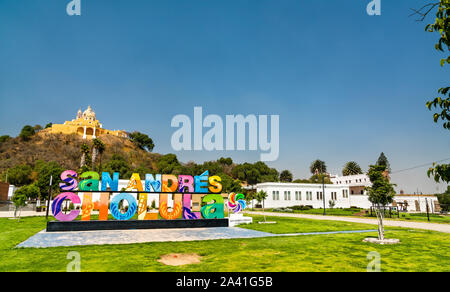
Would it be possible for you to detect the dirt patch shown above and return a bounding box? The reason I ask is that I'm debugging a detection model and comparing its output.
[157,253,202,266]
[363,238,400,245]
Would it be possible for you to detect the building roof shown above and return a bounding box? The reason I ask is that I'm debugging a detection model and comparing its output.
[395,194,437,197]
[256,182,348,189]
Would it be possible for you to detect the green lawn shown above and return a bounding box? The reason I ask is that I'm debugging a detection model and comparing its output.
[269,208,362,217]
[238,215,377,234]
[384,212,450,224]
[265,208,450,224]
[0,216,449,272]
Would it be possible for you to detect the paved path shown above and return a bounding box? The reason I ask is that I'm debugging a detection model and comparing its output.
[0,211,47,218]
[16,227,377,248]
[246,211,450,233]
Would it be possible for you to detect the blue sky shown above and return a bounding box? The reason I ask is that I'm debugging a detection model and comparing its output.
[0,0,449,193]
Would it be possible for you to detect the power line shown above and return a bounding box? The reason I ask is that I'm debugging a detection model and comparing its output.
[391,157,450,174]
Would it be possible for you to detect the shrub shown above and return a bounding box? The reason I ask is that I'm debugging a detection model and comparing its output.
[19,125,35,141]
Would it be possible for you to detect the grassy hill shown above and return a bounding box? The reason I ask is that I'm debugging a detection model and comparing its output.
[0,132,161,176]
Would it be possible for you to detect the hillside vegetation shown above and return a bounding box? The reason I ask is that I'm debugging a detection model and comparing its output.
[0,132,160,174]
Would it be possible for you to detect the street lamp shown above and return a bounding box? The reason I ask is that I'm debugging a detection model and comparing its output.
[315,168,327,216]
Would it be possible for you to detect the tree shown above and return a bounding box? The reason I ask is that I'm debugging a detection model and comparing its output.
[91,138,105,171]
[218,157,233,166]
[411,2,449,182]
[437,186,450,212]
[19,125,35,141]
[310,159,327,174]
[5,164,33,186]
[376,152,391,173]
[293,178,311,183]
[279,170,293,182]
[0,135,10,143]
[15,184,40,201]
[329,200,336,209]
[253,161,279,183]
[133,165,154,178]
[103,154,132,179]
[342,161,363,176]
[256,190,268,222]
[365,165,396,241]
[34,161,63,200]
[45,123,53,129]
[129,131,155,152]
[11,191,27,221]
[157,154,181,174]
[33,125,43,132]
[80,143,90,168]
[243,189,256,210]
[255,190,268,208]
[232,163,261,185]
[309,174,332,184]
[217,173,242,194]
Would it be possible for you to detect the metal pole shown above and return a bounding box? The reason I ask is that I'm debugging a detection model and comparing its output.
[425,198,430,222]
[322,175,326,216]
[45,175,53,220]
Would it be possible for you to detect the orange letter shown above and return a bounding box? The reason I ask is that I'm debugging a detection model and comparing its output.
[81,193,109,221]
[162,175,178,192]
[159,193,182,220]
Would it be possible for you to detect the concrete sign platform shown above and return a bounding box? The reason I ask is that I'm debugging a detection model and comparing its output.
[16,227,377,248]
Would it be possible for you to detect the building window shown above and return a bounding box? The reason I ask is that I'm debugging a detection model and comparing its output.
[273,191,280,200]
[331,192,337,200]
[317,192,323,200]
[342,189,348,198]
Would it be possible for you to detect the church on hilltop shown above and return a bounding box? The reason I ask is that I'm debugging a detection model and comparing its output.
[45,106,128,139]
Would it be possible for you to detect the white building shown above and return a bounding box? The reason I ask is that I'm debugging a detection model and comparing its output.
[256,180,440,212]
[8,185,16,200]
[256,182,362,209]
[330,173,371,195]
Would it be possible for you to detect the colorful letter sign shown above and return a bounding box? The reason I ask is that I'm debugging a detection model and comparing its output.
[52,170,246,222]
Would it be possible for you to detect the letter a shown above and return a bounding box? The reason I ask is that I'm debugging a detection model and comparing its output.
[366,0,381,16]
[67,0,81,16]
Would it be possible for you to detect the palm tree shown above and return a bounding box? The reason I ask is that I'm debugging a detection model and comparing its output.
[92,138,106,171]
[256,190,268,222]
[80,143,90,168]
[310,159,328,216]
[342,161,363,176]
[310,159,327,174]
